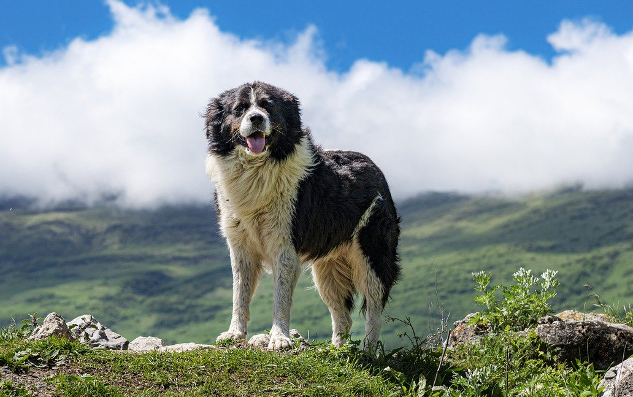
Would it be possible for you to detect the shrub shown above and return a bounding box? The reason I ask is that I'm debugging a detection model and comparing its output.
[470,267,559,332]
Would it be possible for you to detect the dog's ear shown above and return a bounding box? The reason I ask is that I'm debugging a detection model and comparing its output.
[205,97,224,140]
[281,92,302,133]
[282,92,300,113]
[205,95,235,156]
[268,90,305,161]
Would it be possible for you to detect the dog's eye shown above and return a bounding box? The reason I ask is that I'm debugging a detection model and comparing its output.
[259,99,273,109]
[233,105,247,116]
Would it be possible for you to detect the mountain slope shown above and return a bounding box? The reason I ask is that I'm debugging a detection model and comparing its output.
[2,188,633,347]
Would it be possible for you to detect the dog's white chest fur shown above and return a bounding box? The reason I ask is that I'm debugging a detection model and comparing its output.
[205,138,313,262]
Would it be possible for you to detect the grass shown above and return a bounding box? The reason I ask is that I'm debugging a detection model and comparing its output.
[1,333,401,396]
[0,267,613,396]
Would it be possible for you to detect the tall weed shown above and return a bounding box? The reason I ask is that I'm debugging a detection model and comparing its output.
[470,268,559,332]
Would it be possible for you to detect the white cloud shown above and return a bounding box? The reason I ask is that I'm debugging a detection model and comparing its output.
[1,2,633,207]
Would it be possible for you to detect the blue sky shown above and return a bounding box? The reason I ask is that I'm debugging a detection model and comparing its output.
[2,1,633,206]
[2,1,632,71]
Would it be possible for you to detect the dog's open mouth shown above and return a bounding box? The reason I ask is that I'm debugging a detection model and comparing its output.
[246,131,266,154]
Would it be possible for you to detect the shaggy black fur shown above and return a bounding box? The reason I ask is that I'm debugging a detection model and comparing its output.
[291,148,401,306]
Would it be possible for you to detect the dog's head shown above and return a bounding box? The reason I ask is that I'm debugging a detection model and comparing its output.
[205,82,304,161]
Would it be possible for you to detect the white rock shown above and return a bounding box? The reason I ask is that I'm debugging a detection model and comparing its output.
[128,336,166,352]
[67,314,128,350]
[28,312,74,341]
[159,343,215,353]
[248,334,270,348]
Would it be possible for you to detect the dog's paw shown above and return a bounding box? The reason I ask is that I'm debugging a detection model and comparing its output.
[216,330,246,344]
[267,333,292,351]
[248,333,270,348]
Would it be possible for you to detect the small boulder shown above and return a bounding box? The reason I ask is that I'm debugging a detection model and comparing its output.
[28,312,74,341]
[448,313,489,347]
[159,343,215,353]
[247,330,308,350]
[128,336,166,352]
[248,334,270,349]
[535,311,633,370]
[599,358,633,397]
[68,314,128,350]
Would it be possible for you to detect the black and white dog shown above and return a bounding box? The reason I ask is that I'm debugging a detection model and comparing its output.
[205,82,400,350]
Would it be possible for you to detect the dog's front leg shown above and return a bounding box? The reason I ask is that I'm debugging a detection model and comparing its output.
[216,245,262,344]
[268,249,301,350]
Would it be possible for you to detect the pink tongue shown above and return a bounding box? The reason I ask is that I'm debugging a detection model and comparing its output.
[246,134,266,154]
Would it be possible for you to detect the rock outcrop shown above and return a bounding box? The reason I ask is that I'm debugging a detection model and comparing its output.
[535,310,633,370]
[450,310,633,371]
[28,312,75,342]
[448,312,489,347]
[67,314,129,350]
[29,312,314,354]
[159,342,215,353]
[599,357,633,397]
[29,313,219,353]
[127,337,216,353]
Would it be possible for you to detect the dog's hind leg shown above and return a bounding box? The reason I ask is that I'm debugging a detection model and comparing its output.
[352,203,400,351]
[349,250,385,351]
[312,253,355,347]
[217,245,263,344]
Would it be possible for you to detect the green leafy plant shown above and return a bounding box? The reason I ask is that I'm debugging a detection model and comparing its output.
[440,269,605,396]
[470,267,559,331]
[3,337,84,373]
[563,360,603,397]
[0,314,38,344]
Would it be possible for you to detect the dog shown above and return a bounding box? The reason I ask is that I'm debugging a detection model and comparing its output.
[205,82,400,350]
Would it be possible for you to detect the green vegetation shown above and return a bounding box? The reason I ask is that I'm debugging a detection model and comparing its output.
[587,292,633,327]
[0,268,610,395]
[443,333,603,396]
[0,381,32,397]
[1,324,400,396]
[2,187,633,348]
[470,267,559,331]
[441,269,603,396]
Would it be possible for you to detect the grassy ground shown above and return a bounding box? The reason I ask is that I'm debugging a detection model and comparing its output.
[0,270,611,396]
[0,337,401,396]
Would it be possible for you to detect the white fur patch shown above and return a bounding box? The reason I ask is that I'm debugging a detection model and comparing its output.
[206,136,314,262]
[250,87,256,106]
[352,194,383,238]
[207,137,314,347]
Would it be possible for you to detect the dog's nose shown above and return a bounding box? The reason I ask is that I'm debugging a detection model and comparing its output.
[249,113,264,124]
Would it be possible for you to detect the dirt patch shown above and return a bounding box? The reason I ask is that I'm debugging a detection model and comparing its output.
[1,365,69,396]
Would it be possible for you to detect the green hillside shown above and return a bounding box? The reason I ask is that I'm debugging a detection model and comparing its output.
[1,188,633,348]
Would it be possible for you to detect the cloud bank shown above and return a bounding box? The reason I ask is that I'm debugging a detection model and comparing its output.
[1,1,633,207]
